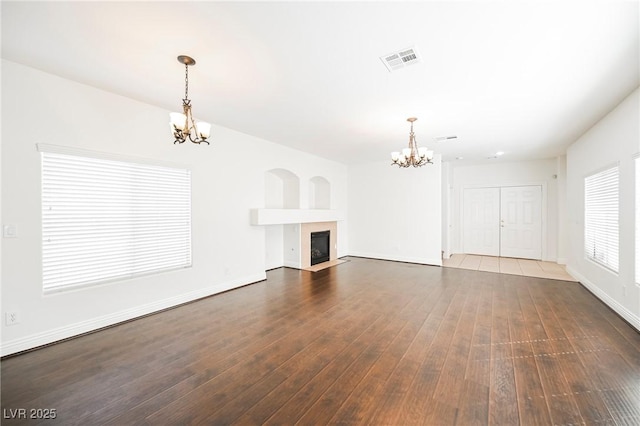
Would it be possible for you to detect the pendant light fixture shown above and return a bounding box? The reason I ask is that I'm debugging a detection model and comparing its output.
[170,55,211,145]
[391,117,434,167]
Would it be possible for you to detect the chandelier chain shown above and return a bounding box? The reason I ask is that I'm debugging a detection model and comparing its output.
[184,63,189,100]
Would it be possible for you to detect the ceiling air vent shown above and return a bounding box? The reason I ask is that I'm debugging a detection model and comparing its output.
[380,46,421,72]
[435,135,458,142]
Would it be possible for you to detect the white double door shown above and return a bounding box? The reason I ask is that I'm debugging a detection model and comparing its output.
[463,186,542,260]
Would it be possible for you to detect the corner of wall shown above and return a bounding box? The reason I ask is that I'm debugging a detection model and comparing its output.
[566,266,640,332]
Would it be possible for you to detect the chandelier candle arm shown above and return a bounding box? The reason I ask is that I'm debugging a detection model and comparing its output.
[390,117,434,168]
[170,55,211,145]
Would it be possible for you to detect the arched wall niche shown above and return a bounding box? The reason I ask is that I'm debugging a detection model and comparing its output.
[265,168,300,209]
[309,176,331,209]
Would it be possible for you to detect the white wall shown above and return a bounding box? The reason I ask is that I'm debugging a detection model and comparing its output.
[348,158,442,265]
[566,87,640,330]
[264,225,284,270]
[309,176,330,209]
[441,161,453,258]
[282,224,301,268]
[0,60,348,355]
[449,158,559,261]
[556,155,568,264]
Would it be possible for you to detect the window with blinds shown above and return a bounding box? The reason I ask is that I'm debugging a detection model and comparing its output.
[41,147,192,292]
[584,165,619,273]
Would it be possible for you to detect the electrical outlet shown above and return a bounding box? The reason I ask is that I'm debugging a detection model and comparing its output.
[5,311,20,326]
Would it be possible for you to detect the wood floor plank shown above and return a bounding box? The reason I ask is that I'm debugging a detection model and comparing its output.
[569,314,640,424]
[456,277,493,425]
[133,275,380,425]
[425,283,484,425]
[506,281,551,426]
[488,279,520,425]
[323,286,438,424]
[227,287,389,425]
[296,316,408,424]
[360,280,455,425]
[145,326,325,424]
[396,283,468,425]
[537,282,620,425]
[526,281,586,425]
[2,257,639,425]
[263,315,390,425]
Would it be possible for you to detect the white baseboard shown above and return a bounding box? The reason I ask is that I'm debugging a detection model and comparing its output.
[0,272,266,357]
[556,257,568,265]
[566,266,640,332]
[348,251,442,267]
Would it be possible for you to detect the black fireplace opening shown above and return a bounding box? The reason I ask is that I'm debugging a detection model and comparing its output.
[310,230,330,266]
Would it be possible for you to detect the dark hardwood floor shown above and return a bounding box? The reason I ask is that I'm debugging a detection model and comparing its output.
[2,257,639,425]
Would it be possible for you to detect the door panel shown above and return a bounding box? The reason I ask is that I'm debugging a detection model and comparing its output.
[499,186,542,259]
[463,188,500,256]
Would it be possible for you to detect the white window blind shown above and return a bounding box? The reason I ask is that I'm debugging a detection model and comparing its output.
[584,165,619,273]
[41,150,192,292]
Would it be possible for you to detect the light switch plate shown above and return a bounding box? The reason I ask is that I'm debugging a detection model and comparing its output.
[3,225,17,238]
[5,311,20,326]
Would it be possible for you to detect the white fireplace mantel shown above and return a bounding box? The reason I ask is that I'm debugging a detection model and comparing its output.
[250,208,345,226]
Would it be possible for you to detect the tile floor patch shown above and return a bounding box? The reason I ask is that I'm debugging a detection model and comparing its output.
[443,254,577,282]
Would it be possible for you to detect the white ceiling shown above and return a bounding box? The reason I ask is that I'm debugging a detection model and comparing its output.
[2,1,638,164]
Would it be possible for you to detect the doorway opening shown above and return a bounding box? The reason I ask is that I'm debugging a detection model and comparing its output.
[462,185,543,260]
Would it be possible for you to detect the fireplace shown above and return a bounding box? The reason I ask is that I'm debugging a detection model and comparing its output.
[310,230,330,266]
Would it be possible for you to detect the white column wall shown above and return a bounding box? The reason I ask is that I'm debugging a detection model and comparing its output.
[556,155,568,264]
[441,161,452,258]
[348,158,442,266]
[264,225,284,270]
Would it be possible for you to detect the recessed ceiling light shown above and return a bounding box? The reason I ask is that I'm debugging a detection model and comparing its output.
[495,151,504,156]
[456,156,464,160]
